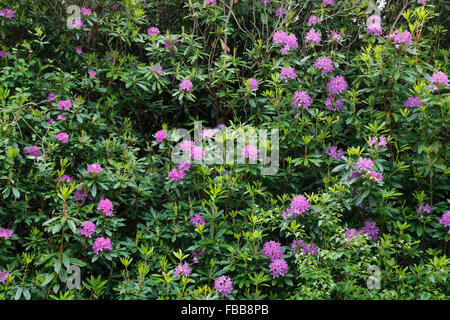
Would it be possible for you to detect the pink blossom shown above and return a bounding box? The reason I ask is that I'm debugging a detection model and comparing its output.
[97,199,114,216]
[403,96,422,108]
[323,0,335,7]
[24,145,41,157]
[355,157,374,172]
[280,67,297,82]
[169,168,186,181]
[55,132,69,143]
[429,71,449,91]
[88,163,103,174]
[155,129,167,142]
[92,237,113,254]
[214,275,233,297]
[269,258,289,278]
[305,28,321,45]
[292,91,312,109]
[174,262,192,277]
[79,221,96,238]
[147,27,160,36]
[80,7,92,16]
[273,31,298,55]
[314,56,334,75]
[0,228,13,240]
[179,79,193,92]
[192,146,205,160]
[71,19,83,28]
[330,30,342,41]
[178,161,191,171]
[243,144,259,159]
[307,16,322,26]
[248,78,259,90]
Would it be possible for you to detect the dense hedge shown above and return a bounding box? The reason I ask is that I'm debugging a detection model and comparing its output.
[0,0,448,300]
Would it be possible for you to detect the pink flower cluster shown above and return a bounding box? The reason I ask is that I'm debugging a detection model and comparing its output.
[71,19,83,28]
[307,16,322,26]
[214,275,233,297]
[0,228,13,240]
[248,78,259,90]
[359,220,379,240]
[88,163,103,174]
[79,221,96,238]
[150,64,164,77]
[55,132,69,143]
[92,237,113,254]
[190,213,205,227]
[280,67,297,82]
[292,90,313,109]
[178,140,205,162]
[147,27,160,36]
[174,262,192,277]
[355,157,374,171]
[429,71,449,91]
[367,170,383,183]
[388,29,413,49]
[178,161,191,171]
[261,240,284,260]
[269,258,289,278]
[80,7,92,16]
[0,9,14,19]
[327,75,348,96]
[416,202,432,215]
[201,128,217,139]
[403,96,422,108]
[97,199,114,216]
[367,15,382,36]
[368,135,387,148]
[0,270,11,283]
[325,146,344,160]
[179,78,193,92]
[314,56,334,76]
[60,175,72,183]
[305,28,321,45]
[325,75,348,111]
[88,70,97,79]
[344,229,362,245]
[282,195,310,219]
[322,0,335,7]
[58,99,72,111]
[330,30,342,41]
[168,167,186,181]
[291,239,319,256]
[242,144,259,159]
[155,129,167,143]
[439,211,450,234]
[273,30,298,55]
[0,50,11,58]
[24,145,41,157]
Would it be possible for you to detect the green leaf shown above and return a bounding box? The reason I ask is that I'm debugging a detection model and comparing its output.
[15,287,23,300]
[68,220,77,234]
[62,253,70,269]
[23,289,31,300]
[12,188,20,198]
[41,273,55,287]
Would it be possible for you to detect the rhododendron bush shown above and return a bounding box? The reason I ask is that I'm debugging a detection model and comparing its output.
[0,0,448,300]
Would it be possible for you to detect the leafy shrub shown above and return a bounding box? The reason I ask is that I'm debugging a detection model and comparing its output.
[0,0,448,300]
